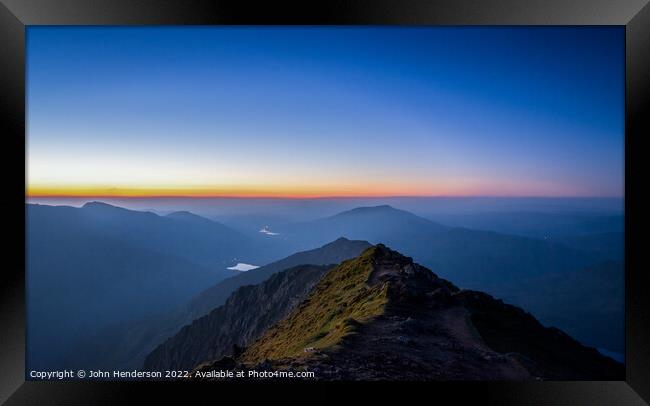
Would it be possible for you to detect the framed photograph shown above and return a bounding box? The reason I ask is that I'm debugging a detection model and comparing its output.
[1,0,648,404]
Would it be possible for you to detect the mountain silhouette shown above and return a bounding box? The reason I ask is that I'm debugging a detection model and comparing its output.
[297,206,622,353]
[26,202,263,370]
[78,201,253,267]
[280,205,593,287]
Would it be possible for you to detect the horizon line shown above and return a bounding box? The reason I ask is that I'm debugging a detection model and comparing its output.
[25,194,625,200]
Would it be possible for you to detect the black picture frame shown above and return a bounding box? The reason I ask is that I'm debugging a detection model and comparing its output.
[1,0,648,404]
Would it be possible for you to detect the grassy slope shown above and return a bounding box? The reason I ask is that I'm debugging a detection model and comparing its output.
[242,246,387,362]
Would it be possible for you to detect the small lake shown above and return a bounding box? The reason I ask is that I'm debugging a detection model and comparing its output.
[227,263,260,272]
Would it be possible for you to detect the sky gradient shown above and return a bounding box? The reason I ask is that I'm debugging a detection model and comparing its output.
[26,27,624,198]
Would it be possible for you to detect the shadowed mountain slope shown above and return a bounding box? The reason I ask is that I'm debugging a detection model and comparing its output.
[144,264,333,371]
[486,260,624,353]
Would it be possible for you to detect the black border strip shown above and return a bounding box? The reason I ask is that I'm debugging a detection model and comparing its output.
[1,0,649,404]
[625,2,650,403]
[1,0,649,25]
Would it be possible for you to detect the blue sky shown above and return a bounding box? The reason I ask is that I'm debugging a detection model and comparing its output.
[26,26,624,197]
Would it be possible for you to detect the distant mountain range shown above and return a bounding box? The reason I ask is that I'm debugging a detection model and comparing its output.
[186,245,622,380]
[27,202,266,370]
[72,201,253,267]
[26,201,624,373]
[280,205,593,287]
[26,204,224,369]
[274,205,624,352]
[424,211,623,261]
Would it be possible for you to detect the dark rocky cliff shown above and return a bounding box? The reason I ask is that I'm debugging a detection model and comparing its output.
[143,264,332,371]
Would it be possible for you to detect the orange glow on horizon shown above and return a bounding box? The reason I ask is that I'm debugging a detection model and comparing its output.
[26,182,507,199]
[26,183,607,199]
[25,181,532,199]
[26,189,450,199]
